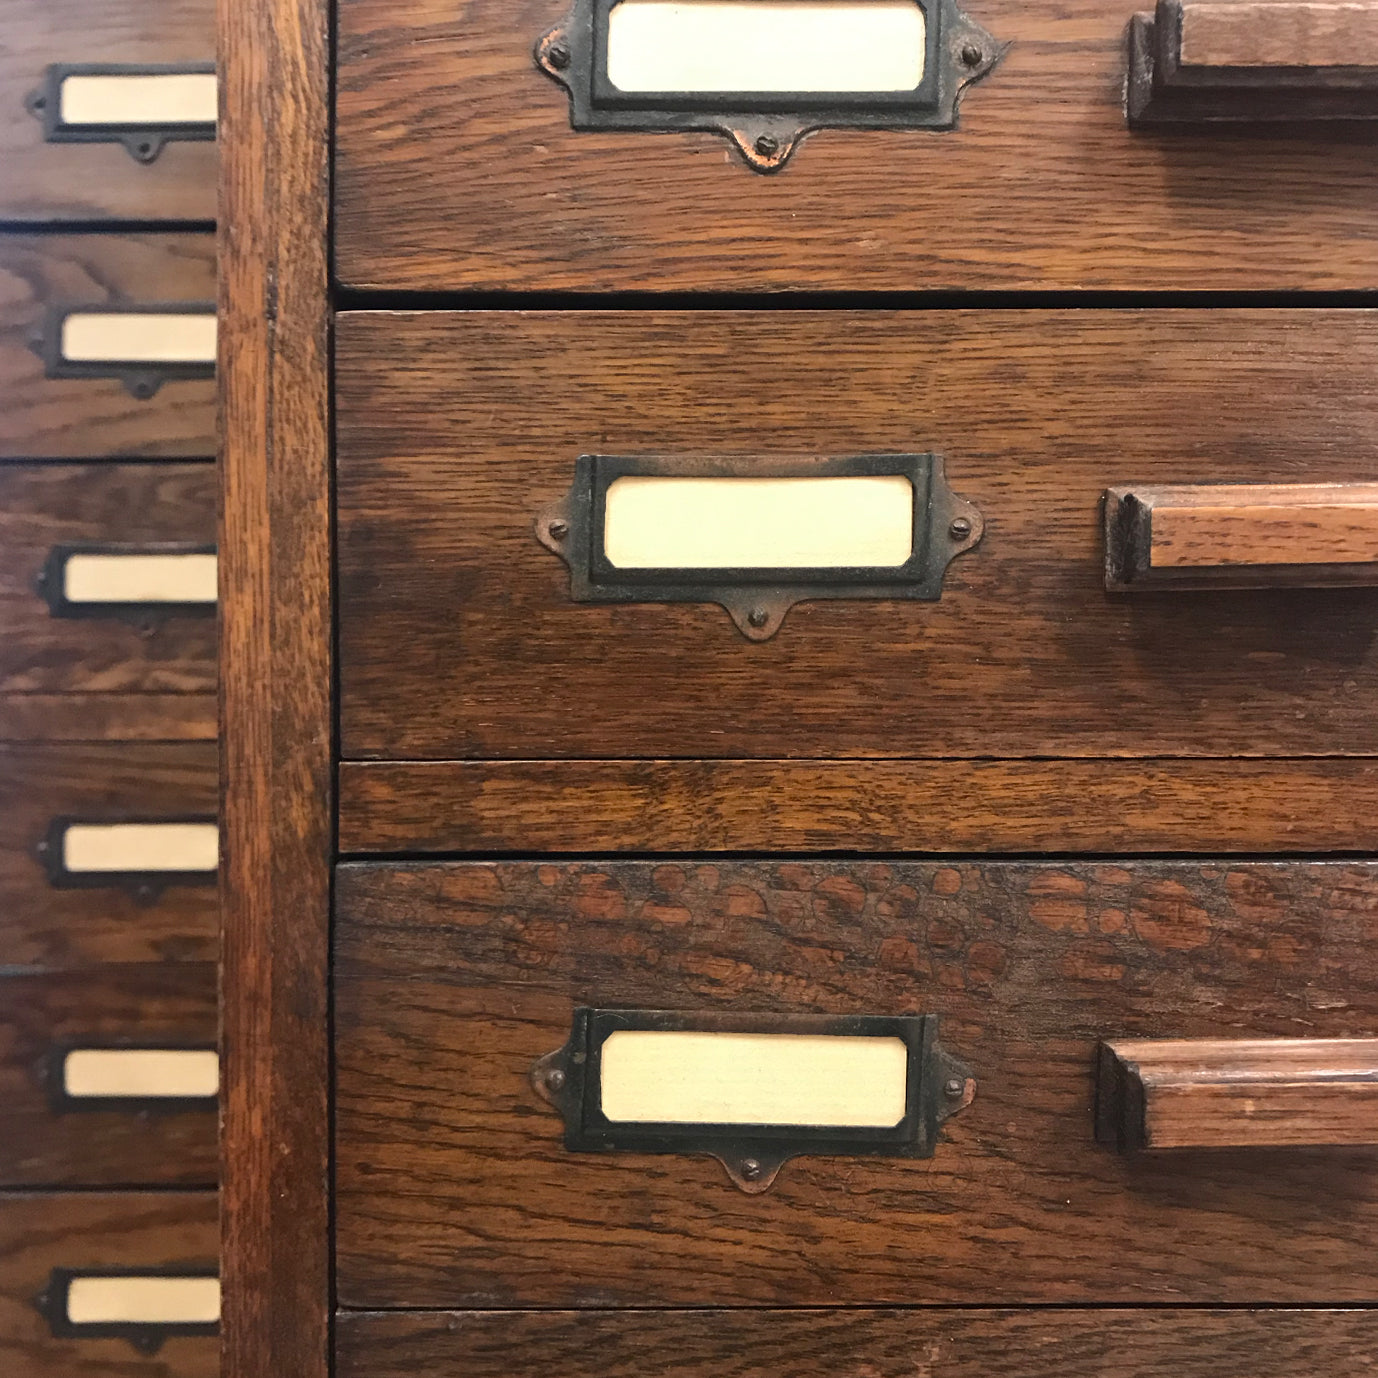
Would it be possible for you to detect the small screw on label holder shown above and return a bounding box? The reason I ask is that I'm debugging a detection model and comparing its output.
[547,41,572,70]
[948,517,973,541]
[754,134,780,159]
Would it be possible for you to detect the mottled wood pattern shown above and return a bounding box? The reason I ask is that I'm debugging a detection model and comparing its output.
[0,1192,217,1378]
[0,693,217,742]
[338,1309,1378,1378]
[0,0,215,222]
[337,860,1378,1307]
[0,966,216,1187]
[0,742,217,968]
[0,464,215,696]
[0,236,216,460]
[339,757,1378,855]
[337,310,1378,763]
[335,0,1378,291]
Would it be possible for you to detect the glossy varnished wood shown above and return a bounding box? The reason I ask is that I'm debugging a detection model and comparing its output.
[0,742,217,968]
[1097,1037,1378,1149]
[337,310,1378,768]
[1105,481,1378,590]
[218,0,331,1370]
[335,0,1378,291]
[0,965,215,1187]
[337,860,1378,1307]
[0,0,215,222]
[339,757,1378,855]
[0,1191,217,1378]
[0,464,215,698]
[337,1309,1378,1378]
[0,235,216,460]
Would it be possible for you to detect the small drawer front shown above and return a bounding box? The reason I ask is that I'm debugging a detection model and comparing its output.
[0,235,216,460]
[0,0,214,222]
[0,742,217,969]
[0,1191,217,1378]
[0,464,215,699]
[336,859,1378,1308]
[0,967,216,1188]
[337,309,1378,851]
[337,0,1378,293]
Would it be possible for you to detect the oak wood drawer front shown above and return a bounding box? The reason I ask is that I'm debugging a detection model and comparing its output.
[0,236,216,460]
[0,1191,217,1378]
[336,860,1378,1308]
[336,311,1378,809]
[0,966,216,1187]
[337,1310,1378,1378]
[0,464,215,700]
[0,0,214,222]
[0,743,217,969]
[335,0,1378,293]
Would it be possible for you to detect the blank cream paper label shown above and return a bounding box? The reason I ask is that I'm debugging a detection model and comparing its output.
[61,822,219,875]
[62,1048,220,1100]
[60,312,216,365]
[599,1030,909,1126]
[58,72,217,128]
[603,474,915,569]
[606,0,927,92]
[62,552,217,605]
[65,1275,220,1326]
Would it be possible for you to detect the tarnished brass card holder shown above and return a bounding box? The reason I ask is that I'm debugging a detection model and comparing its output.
[533,1007,975,1193]
[537,453,984,640]
[535,0,1005,170]
[27,62,216,163]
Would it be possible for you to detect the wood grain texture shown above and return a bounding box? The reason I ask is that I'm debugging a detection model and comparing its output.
[337,859,1378,1307]
[0,743,216,968]
[0,0,215,221]
[337,310,1378,764]
[218,0,331,1372]
[335,0,1378,292]
[0,693,217,741]
[0,464,215,696]
[1098,1036,1378,1149]
[1178,0,1378,69]
[0,966,215,1187]
[0,236,216,460]
[337,1309,1378,1378]
[339,757,1378,854]
[1106,481,1378,589]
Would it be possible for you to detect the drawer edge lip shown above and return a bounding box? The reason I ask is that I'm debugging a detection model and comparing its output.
[337,756,1378,856]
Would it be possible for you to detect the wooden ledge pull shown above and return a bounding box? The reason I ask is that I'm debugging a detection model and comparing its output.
[1096,1037,1378,1151]
[1104,482,1378,590]
[1127,0,1378,124]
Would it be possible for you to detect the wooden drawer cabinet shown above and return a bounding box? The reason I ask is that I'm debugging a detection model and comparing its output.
[218,2,1378,1376]
[335,0,1378,293]
[0,463,215,704]
[336,859,1378,1308]
[0,1191,217,1378]
[0,743,217,969]
[0,0,215,223]
[0,966,216,1187]
[0,235,216,460]
[337,308,1378,854]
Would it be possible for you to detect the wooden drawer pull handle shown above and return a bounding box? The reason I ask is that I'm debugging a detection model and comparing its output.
[1128,0,1378,124]
[1104,482,1378,590]
[1096,1037,1378,1151]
